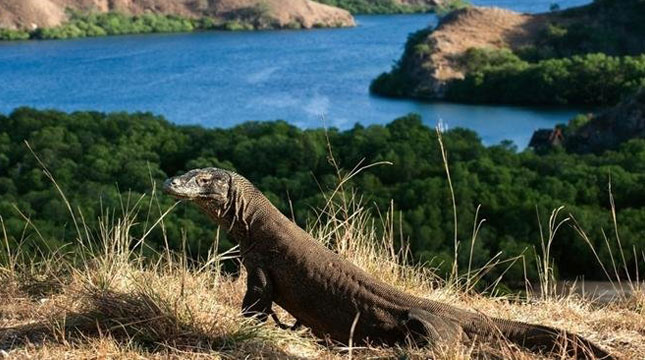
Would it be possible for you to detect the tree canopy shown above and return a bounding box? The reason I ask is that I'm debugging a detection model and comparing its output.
[1,108,643,284]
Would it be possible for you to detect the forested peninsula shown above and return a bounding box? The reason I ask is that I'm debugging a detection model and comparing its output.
[2,108,643,285]
[0,0,354,41]
[371,0,645,107]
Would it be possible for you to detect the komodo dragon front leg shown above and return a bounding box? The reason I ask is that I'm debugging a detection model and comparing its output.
[242,263,300,330]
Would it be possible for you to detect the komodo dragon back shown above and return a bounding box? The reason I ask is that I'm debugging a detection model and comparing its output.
[164,167,615,360]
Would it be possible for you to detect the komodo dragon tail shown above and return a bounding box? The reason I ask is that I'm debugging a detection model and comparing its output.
[462,316,614,359]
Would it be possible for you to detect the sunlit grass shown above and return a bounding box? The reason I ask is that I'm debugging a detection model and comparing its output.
[0,140,643,359]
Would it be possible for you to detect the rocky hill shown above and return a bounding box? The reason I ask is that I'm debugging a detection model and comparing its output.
[566,89,645,153]
[371,0,645,103]
[377,6,547,97]
[0,0,354,31]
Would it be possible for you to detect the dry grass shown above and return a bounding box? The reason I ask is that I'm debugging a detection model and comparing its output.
[1,145,643,359]
[1,191,643,360]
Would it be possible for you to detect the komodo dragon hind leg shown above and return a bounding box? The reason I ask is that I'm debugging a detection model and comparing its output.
[403,308,465,349]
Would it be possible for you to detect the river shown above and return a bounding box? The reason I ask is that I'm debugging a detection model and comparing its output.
[0,0,592,147]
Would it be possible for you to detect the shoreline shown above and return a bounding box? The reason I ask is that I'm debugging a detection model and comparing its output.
[0,12,355,42]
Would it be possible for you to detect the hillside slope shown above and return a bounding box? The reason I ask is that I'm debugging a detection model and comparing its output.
[376,7,547,97]
[530,88,645,154]
[0,0,354,31]
[371,0,645,105]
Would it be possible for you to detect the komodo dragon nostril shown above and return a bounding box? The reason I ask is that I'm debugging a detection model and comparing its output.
[163,178,179,192]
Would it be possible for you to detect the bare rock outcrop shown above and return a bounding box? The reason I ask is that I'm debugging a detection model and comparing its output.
[0,0,67,30]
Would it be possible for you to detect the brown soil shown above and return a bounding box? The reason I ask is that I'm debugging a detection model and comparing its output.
[412,6,548,95]
[432,7,545,82]
[0,0,354,30]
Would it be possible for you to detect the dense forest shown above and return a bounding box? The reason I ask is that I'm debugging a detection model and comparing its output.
[1,108,643,285]
[445,50,645,105]
[371,0,645,106]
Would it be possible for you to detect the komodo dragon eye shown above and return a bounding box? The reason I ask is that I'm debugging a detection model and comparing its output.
[196,177,211,187]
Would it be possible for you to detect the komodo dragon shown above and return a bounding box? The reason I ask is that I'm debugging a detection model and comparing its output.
[163,167,614,359]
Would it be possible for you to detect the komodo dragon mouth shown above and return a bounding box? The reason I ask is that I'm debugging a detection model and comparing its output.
[162,178,194,199]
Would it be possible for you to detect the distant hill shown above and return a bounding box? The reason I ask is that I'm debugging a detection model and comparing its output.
[312,0,441,14]
[0,0,354,32]
[370,0,645,105]
[530,88,645,154]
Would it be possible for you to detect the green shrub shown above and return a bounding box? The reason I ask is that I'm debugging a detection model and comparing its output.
[370,28,433,97]
[446,50,645,105]
[223,20,255,31]
[370,70,415,97]
[0,10,278,41]
[313,0,431,14]
[0,28,30,41]
[435,0,471,17]
[285,21,303,30]
[565,114,591,135]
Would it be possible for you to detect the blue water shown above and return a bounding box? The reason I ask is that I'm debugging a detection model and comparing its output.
[0,0,592,147]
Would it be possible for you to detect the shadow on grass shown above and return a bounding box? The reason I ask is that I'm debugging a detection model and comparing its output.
[0,288,306,359]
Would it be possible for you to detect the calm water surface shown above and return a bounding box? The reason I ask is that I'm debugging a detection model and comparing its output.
[0,0,591,147]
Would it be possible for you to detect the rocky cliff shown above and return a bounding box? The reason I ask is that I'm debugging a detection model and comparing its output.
[0,0,354,31]
[565,89,645,154]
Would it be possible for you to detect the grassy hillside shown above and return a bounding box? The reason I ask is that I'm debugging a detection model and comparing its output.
[0,184,643,359]
[371,0,645,106]
[1,108,644,286]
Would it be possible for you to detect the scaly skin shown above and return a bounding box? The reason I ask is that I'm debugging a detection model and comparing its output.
[164,168,614,359]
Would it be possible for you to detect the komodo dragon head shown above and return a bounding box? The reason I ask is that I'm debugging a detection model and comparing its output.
[163,168,232,210]
[163,167,264,228]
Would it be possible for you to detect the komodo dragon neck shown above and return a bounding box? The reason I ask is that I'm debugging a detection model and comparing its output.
[209,175,426,305]
[204,173,294,253]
